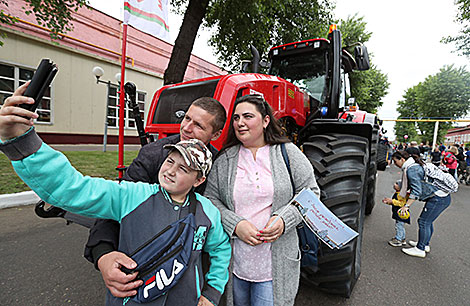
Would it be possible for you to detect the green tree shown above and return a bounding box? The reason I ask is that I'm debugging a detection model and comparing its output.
[395,86,419,141]
[204,0,334,72]
[164,0,211,85]
[349,63,389,113]
[339,14,390,113]
[165,0,333,84]
[395,65,470,143]
[0,0,88,46]
[442,0,470,57]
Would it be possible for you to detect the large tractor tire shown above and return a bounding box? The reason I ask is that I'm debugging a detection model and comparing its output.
[376,142,389,171]
[302,133,369,298]
[365,125,379,215]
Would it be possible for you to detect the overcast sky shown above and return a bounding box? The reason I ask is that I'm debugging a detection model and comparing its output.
[335,0,469,139]
[88,0,469,140]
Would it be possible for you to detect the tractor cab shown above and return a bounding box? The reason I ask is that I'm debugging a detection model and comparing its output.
[267,25,370,120]
[268,38,330,116]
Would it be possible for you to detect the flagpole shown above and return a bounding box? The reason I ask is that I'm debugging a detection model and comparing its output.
[117,22,128,179]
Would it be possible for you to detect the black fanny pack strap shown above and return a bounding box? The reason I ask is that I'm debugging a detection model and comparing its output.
[188,191,198,215]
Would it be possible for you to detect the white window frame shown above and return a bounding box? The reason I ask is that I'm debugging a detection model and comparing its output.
[107,85,146,129]
[0,61,53,124]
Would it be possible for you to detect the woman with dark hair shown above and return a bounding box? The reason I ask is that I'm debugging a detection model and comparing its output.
[391,150,451,258]
[204,95,320,306]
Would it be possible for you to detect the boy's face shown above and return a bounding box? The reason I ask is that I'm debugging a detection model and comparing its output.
[158,151,205,202]
[394,183,400,191]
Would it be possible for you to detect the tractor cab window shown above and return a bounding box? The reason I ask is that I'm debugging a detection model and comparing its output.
[152,78,219,124]
[269,51,327,103]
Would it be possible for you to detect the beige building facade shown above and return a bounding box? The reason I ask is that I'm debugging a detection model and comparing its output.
[0,1,224,144]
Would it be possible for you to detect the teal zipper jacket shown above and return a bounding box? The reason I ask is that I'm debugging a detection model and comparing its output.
[1,129,231,306]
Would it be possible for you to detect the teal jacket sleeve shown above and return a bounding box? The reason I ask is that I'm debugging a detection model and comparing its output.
[12,143,157,221]
[196,194,231,305]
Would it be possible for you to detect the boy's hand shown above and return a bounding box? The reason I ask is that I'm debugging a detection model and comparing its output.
[235,220,262,246]
[259,216,285,243]
[382,197,393,205]
[0,81,38,141]
[97,251,143,298]
[197,295,214,306]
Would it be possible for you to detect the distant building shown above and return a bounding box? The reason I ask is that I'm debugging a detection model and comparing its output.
[0,1,225,144]
[445,125,470,145]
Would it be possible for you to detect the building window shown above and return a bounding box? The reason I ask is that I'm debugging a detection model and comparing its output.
[107,85,146,128]
[0,62,52,123]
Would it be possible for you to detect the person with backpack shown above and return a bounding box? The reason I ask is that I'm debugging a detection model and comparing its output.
[204,95,320,306]
[0,84,231,306]
[443,146,458,180]
[391,151,452,258]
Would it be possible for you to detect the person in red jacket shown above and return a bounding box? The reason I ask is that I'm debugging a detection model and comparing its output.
[443,146,458,180]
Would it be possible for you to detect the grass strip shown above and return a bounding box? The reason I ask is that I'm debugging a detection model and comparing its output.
[0,150,139,195]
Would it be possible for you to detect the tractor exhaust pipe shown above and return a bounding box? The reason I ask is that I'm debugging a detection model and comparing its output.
[250,44,260,73]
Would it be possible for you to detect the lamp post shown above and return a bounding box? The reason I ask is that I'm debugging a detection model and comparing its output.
[92,66,120,152]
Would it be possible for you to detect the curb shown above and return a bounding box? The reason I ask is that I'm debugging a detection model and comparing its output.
[0,191,40,209]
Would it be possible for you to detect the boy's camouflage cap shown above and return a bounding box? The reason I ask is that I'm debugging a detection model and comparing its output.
[164,139,212,177]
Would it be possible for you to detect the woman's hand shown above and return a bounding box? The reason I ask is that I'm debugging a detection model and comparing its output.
[234,220,262,246]
[259,216,285,243]
[382,197,393,205]
[0,81,38,141]
[398,206,409,215]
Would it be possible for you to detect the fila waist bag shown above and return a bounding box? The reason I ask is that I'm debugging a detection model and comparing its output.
[122,203,196,303]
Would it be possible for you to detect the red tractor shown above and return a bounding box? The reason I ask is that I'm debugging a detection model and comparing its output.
[35,25,385,297]
[145,25,385,297]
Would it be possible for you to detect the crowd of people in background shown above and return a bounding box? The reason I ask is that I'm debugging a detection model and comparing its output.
[380,137,470,185]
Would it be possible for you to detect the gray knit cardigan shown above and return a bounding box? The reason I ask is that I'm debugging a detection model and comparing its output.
[204,143,320,306]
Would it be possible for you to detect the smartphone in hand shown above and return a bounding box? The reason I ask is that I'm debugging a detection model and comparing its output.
[20,59,58,112]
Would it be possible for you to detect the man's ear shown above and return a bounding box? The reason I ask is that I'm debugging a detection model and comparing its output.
[193,175,206,188]
[210,129,223,141]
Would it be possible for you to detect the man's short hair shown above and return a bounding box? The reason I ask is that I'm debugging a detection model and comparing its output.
[191,97,226,132]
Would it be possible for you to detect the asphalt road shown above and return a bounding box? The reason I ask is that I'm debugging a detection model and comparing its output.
[1,165,469,305]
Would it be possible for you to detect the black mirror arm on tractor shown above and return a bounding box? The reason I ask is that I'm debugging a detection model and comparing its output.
[124,82,154,146]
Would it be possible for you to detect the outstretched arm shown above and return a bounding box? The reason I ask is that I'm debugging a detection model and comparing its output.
[0,84,155,222]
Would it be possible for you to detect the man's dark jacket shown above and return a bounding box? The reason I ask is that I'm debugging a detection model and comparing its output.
[84,134,218,265]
